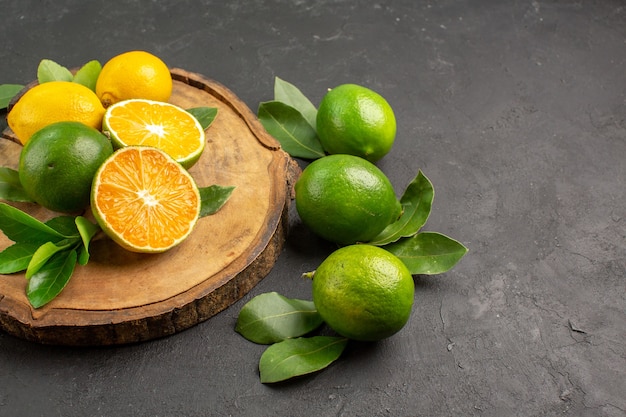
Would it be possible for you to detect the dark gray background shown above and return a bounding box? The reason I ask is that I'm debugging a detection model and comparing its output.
[1,1,624,416]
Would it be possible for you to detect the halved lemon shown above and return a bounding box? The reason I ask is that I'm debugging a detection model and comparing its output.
[91,146,201,253]
[103,99,205,169]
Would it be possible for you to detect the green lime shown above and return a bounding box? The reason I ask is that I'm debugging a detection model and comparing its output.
[19,121,114,213]
[316,84,396,163]
[295,154,402,245]
[311,244,414,341]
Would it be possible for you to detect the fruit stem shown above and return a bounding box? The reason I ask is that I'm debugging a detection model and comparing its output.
[301,270,316,280]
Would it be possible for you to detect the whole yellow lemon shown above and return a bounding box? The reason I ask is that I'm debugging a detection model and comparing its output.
[7,81,105,145]
[96,50,173,107]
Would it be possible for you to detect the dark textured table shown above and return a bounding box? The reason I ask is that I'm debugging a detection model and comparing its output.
[1,1,624,416]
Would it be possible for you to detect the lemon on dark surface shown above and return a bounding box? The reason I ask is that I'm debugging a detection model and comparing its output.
[311,244,415,341]
[295,154,402,245]
[18,121,113,213]
[316,83,396,163]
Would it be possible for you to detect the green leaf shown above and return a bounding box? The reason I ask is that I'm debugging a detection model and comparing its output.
[236,292,324,344]
[384,231,468,275]
[187,107,218,130]
[0,84,24,110]
[0,167,34,203]
[0,203,67,244]
[45,216,80,237]
[72,60,102,92]
[26,240,75,279]
[370,170,434,246]
[199,185,235,218]
[274,77,318,129]
[259,336,348,383]
[26,249,77,308]
[75,216,100,265]
[37,59,73,83]
[258,101,325,160]
[0,242,40,274]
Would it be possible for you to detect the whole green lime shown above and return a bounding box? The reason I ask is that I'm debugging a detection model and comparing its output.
[316,84,396,163]
[311,244,414,341]
[19,121,113,213]
[295,154,402,245]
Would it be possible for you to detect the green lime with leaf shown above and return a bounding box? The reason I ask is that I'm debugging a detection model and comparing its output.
[295,154,402,245]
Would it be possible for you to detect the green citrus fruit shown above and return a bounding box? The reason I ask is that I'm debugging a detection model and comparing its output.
[295,154,402,245]
[19,121,114,213]
[316,84,396,163]
[311,244,414,341]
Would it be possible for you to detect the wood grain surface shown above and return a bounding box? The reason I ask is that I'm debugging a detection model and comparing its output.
[0,68,299,346]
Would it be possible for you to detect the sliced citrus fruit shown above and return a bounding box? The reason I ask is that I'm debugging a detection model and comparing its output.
[91,146,201,253]
[102,99,205,169]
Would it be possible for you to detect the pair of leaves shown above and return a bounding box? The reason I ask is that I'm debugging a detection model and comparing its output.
[37,59,102,92]
[368,170,468,275]
[0,203,99,308]
[236,292,348,383]
[257,78,325,159]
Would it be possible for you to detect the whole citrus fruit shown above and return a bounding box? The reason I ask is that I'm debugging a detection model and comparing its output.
[96,50,173,107]
[311,244,414,341]
[91,146,201,253]
[316,84,396,163]
[7,81,106,145]
[19,121,114,213]
[295,154,402,245]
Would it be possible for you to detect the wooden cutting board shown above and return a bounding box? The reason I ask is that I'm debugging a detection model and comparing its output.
[0,68,300,346]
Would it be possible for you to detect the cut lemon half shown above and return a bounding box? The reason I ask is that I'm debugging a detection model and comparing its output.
[91,146,201,253]
[103,99,205,169]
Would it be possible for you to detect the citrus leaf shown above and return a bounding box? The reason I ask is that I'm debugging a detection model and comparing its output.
[259,336,348,383]
[0,242,40,274]
[258,101,325,160]
[187,107,218,130]
[0,167,34,203]
[26,248,77,308]
[0,203,67,244]
[384,231,468,275]
[236,292,324,344]
[26,240,75,279]
[72,60,101,92]
[37,59,73,83]
[370,170,434,246]
[75,216,100,265]
[198,185,235,218]
[274,77,318,129]
[45,216,80,237]
[0,84,24,110]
